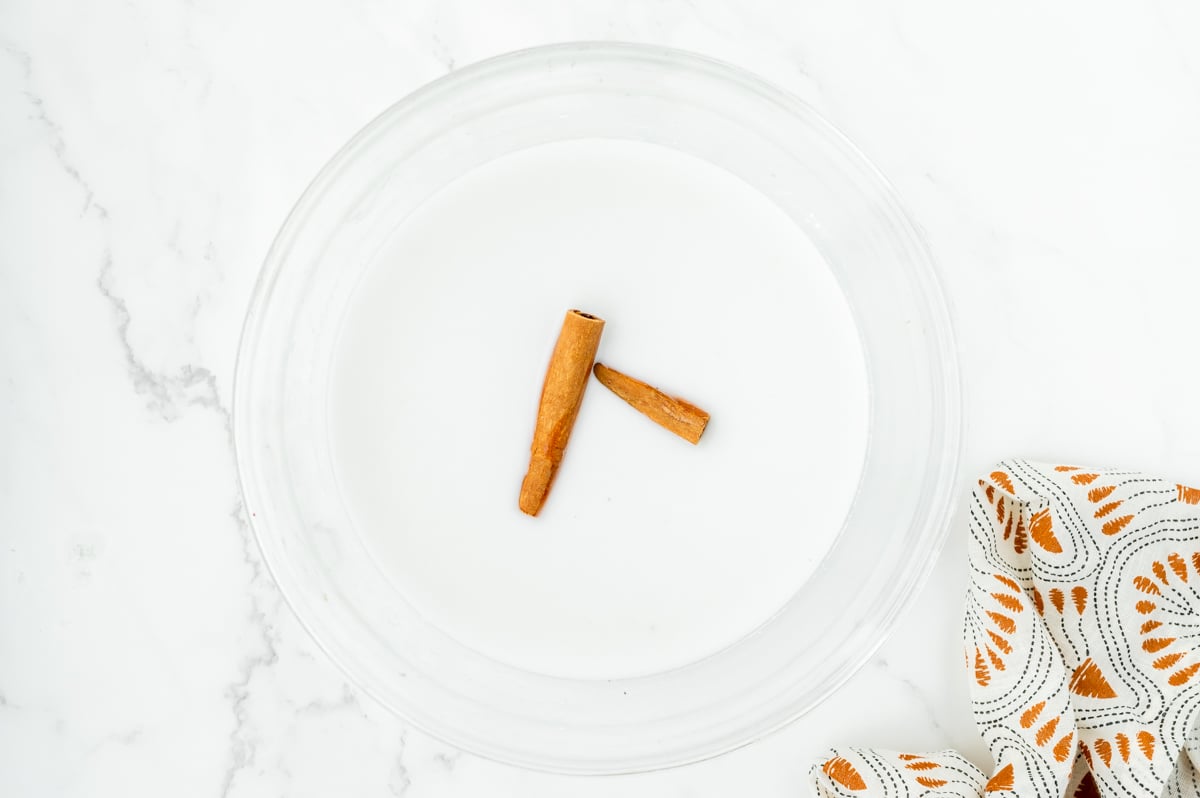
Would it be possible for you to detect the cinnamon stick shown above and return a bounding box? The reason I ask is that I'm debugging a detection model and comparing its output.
[519,310,605,516]
[593,363,709,444]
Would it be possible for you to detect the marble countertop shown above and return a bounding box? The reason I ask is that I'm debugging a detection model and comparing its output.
[4,0,1200,795]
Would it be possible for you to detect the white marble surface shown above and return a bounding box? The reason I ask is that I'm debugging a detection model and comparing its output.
[3,0,1200,795]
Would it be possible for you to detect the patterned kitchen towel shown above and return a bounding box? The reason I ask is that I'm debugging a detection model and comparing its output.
[812,461,1200,798]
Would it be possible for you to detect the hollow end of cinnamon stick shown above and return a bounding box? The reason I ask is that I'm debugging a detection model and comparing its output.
[593,362,710,444]
[519,310,605,516]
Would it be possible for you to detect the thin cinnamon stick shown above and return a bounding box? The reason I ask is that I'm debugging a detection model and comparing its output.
[593,363,710,444]
[519,310,605,516]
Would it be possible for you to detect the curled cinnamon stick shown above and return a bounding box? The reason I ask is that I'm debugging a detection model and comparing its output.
[593,363,710,444]
[519,310,605,516]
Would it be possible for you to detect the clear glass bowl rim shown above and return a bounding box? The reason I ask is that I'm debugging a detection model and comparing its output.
[233,41,964,775]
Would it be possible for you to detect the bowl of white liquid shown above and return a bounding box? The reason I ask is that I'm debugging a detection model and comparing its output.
[234,42,960,774]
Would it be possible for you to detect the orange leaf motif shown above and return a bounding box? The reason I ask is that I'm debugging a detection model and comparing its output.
[989,630,1013,654]
[1115,733,1131,762]
[1036,716,1059,746]
[916,776,948,788]
[1055,465,1081,472]
[822,757,866,791]
[1136,600,1157,615]
[1030,509,1063,553]
[1080,741,1094,768]
[1020,701,1045,728]
[988,612,1017,634]
[904,760,939,771]
[1032,587,1045,615]
[1070,658,1118,698]
[992,592,1024,613]
[985,763,1014,792]
[1193,552,1200,575]
[1072,586,1088,614]
[1133,576,1161,595]
[1053,732,1074,762]
[1143,637,1176,653]
[1094,501,1122,518]
[991,471,1015,492]
[1013,515,1028,554]
[1049,588,1065,614]
[897,754,921,761]
[1137,730,1155,760]
[1072,473,1099,485]
[1178,484,1200,505]
[975,648,991,686]
[1103,515,1133,536]
[987,647,1005,671]
[1153,652,1185,670]
[1170,553,1189,582]
[1093,738,1113,767]
[994,574,1022,593]
[1153,561,1169,584]
[1169,663,1200,686]
[1088,484,1116,503]
[1141,619,1163,634]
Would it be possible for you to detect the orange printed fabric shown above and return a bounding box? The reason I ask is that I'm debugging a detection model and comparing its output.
[812,461,1200,798]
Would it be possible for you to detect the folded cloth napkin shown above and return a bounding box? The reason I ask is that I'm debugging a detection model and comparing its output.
[811,460,1200,798]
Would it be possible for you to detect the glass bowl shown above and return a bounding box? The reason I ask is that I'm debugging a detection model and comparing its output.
[234,42,961,774]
